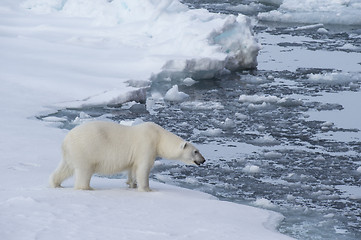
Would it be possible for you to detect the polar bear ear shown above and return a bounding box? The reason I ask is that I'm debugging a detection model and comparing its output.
[181,142,188,149]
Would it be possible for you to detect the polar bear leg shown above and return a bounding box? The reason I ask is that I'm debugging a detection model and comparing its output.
[49,160,73,188]
[126,168,137,188]
[136,164,152,192]
[74,168,94,190]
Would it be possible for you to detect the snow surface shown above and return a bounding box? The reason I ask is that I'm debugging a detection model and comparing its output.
[0,0,292,239]
[19,0,260,79]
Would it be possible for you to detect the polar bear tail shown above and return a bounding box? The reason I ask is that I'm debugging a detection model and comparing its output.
[49,159,73,188]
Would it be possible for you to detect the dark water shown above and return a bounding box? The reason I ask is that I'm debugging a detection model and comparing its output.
[39,1,361,239]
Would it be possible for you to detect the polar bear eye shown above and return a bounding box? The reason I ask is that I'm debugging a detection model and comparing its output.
[194,150,199,154]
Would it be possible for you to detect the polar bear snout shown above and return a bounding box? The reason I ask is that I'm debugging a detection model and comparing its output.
[194,156,206,166]
[193,153,206,166]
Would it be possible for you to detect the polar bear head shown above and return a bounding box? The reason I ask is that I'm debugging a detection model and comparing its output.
[179,142,206,166]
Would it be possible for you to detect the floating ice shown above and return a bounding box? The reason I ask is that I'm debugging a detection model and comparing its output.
[317,28,329,34]
[321,121,334,131]
[210,118,237,130]
[258,0,361,25]
[324,213,335,218]
[196,128,223,137]
[249,135,280,146]
[72,112,112,125]
[146,92,166,115]
[263,151,283,159]
[293,23,324,31]
[253,198,276,209]
[243,164,261,173]
[183,77,197,86]
[286,195,296,201]
[235,113,248,120]
[221,118,236,129]
[118,120,135,126]
[338,43,360,51]
[277,98,303,107]
[357,166,361,173]
[306,72,361,86]
[315,155,326,161]
[42,116,67,123]
[181,101,224,110]
[164,85,189,102]
[334,227,348,234]
[248,102,273,111]
[239,94,280,104]
[336,185,361,200]
[131,118,144,126]
[239,94,302,109]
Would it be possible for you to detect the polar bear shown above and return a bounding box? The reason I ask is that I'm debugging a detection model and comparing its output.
[49,121,205,191]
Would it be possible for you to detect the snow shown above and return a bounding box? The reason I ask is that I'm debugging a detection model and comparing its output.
[0,0,292,240]
[55,87,148,109]
[19,0,259,80]
[1,179,292,240]
[258,0,361,25]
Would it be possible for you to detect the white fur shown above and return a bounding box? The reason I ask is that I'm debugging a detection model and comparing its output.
[49,121,205,191]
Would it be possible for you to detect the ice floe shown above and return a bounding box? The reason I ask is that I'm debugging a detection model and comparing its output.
[306,72,361,86]
[180,101,224,110]
[258,0,361,25]
[22,0,260,81]
[164,85,189,102]
[55,87,147,109]
[243,164,261,174]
